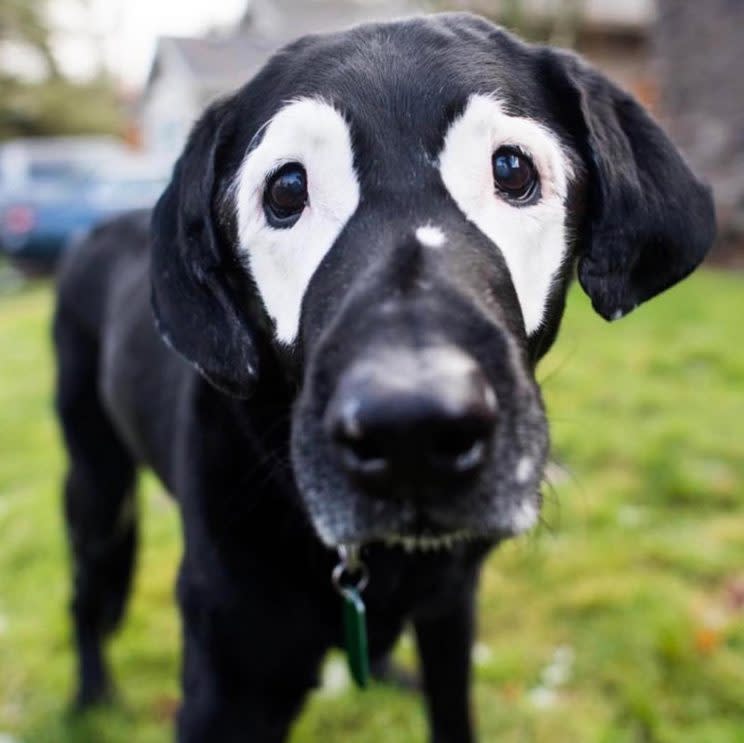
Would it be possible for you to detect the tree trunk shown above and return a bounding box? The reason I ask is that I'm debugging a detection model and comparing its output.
[654,0,744,266]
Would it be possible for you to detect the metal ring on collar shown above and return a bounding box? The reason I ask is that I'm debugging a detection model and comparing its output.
[332,546,369,595]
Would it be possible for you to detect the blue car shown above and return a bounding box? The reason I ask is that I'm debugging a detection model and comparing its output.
[0,139,169,273]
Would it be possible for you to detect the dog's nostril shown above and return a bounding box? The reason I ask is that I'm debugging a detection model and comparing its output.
[429,429,489,473]
[329,412,391,478]
[335,433,391,481]
[338,432,383,462]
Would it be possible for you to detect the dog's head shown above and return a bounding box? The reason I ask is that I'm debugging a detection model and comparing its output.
[151,14,715,549]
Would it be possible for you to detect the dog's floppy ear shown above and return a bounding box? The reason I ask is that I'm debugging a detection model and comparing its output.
[543,51,716,320]
[151,98,260,397]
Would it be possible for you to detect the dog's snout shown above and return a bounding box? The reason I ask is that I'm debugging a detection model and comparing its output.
[324,348,498,490]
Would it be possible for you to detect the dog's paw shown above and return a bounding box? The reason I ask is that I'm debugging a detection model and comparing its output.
[70,679,115,713]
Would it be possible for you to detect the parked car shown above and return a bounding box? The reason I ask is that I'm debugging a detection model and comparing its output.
[0,148,169,273]
[0,136,128,202]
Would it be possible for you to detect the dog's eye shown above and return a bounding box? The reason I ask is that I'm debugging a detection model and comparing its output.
[264,163,308,227]
[492,147,538,202]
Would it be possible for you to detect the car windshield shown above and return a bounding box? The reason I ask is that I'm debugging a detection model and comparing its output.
[2,160,92,201]
[89,177,166,202]
[28,161,87,182]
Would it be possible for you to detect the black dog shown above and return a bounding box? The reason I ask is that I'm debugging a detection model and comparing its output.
[54,13,715,743]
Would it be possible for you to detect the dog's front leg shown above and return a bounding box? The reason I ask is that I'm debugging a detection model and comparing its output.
[175,561,328,743]
[414,582,478,743]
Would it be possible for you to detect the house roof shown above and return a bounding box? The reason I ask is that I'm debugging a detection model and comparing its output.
[240,0,426,39]
[463,0,655,31]
[145,0,652,102]
[144,0,425,98]
[159,34,280,92]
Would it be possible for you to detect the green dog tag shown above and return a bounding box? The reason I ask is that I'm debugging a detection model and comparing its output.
[341,587,370,688]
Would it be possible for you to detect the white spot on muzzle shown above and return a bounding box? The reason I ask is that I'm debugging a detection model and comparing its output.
[511,500,538,534]
[415,224,446,248]
[515,455,534,484]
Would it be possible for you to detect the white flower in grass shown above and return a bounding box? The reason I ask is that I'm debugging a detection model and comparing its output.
[540,645,574,687]
[472,642,493,667]
[529,644,575,709]
[319,657,350,696]
[528,685,557,709]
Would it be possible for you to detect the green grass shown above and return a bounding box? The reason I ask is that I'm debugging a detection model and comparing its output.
[1,269,743,742]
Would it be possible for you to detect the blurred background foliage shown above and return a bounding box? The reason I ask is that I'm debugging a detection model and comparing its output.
[0,0,123,138]
[0,74,122,139]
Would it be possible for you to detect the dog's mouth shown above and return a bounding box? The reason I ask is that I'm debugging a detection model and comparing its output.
[378,528,483,553]
[345,498,539,554]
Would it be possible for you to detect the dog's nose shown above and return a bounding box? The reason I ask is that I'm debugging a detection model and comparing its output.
[325,348,497,489]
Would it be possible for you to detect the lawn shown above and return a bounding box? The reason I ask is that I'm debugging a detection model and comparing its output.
[0,268,742,743]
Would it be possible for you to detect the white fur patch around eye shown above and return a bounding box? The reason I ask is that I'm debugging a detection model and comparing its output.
[438,94,572,335]
[233,98,360,343]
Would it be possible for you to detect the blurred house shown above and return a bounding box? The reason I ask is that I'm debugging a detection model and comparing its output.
[140,0,661,164]
[455,0,654,31]
[450,0,656,99]
[140,35,275,161]
[141,0,425,162]
[654,0,744,265]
